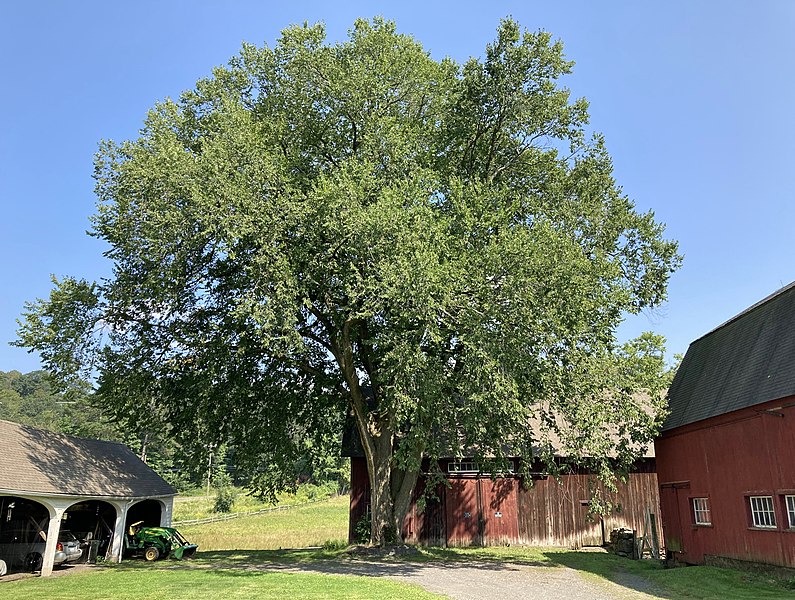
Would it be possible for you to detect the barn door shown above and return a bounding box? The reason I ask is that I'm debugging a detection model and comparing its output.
[659,483,688,553]
[481,478,519,544]
[419,483,446,546]
[446,479,481,546]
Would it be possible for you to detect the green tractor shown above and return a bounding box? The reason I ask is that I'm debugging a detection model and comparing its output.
[124,521,198,561]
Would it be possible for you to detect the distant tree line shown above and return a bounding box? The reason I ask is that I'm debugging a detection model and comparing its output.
[0,370,348,494]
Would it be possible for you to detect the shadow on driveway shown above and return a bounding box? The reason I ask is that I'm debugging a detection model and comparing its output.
[112,548,670,600]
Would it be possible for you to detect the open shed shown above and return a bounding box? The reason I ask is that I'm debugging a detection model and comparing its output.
[0,419,176,576]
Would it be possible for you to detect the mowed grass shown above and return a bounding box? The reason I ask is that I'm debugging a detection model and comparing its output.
[0,568,442,600]
[554,549,795,599]
[179,495,350,551]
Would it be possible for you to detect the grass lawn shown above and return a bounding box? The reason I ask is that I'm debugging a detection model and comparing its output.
[0,568,442,600]
[554,549,795,600]
[179,495,350,550]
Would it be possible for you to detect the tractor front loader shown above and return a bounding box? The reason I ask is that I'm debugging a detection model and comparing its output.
[124,521,198,561]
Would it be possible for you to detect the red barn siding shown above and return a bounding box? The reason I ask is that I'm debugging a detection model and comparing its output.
[655,396,795,568]
[406,477,446,545]
[443,477,521,546]
[348,456,660,548]
[446,478,482,546]
[482,478,520,545]
[348,456,370,542]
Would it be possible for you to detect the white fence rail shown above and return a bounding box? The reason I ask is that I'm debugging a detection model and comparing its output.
[173,496,334,527]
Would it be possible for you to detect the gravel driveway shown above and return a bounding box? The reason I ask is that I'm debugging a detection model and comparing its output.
[1,553,664,599]
[277,559,664,600]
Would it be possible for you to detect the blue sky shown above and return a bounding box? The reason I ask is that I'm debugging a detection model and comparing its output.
[1,1,794,372]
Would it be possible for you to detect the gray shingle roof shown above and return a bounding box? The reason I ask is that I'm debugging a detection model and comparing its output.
[0,420,176,497]
[664,282,795,431]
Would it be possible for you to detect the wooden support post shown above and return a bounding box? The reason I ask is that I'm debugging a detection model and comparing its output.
[648,510,660,560]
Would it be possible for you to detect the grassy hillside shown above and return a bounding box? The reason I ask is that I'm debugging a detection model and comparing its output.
[180,495,350,550]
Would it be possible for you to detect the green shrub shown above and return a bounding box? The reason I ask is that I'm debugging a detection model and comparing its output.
[213,486,238,513]
[353,513,370,544]
[322,538,348,550]
[212,471,233,490]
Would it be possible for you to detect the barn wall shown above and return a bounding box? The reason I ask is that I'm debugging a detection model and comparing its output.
[402,476,446,545]
[656,396,795,568]
[517,469,660,548]
[443,476,522,547]
[348,456,660,548]
[348,456,369,542]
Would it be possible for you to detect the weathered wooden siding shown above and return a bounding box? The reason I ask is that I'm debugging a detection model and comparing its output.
[348,456,660,548]
[518,471,660,548]
[445,478,481,546]
[402,477,446,545]
[482,478,521,545]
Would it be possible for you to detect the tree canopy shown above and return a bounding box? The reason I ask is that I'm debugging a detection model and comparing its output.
[0,370,105,437]
[17,18,680,544]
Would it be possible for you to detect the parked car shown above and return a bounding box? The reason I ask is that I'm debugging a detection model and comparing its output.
[0,527,82,572]
[56,530,83,564]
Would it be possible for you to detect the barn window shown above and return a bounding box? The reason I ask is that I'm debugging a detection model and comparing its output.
[749,496,776,528]
[785,495,795,528]
[448,461,479,474]
[692,498,711,525]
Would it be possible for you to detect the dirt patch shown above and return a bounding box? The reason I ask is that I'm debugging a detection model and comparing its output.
[0,563,101,583]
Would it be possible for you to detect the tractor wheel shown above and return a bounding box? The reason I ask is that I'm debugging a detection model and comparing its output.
[144,546,160,561]
[25,552,43,572]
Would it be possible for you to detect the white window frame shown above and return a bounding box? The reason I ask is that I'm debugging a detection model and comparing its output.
[692,497,711,525]
[448,461,479,474]
[749,496,777,528]
[785,495,795,529]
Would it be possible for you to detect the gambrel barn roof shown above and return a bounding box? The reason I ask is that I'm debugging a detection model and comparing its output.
[664,281,795,431]
[0,419,176,498]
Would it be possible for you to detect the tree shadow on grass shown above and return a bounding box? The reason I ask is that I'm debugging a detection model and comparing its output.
[409,546,549,567]
[110,547,550,580]
[205,548,547,578]
[541,549,672,599]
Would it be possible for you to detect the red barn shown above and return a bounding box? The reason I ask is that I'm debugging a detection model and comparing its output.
[345,449,661,547]
[656,282,795,569]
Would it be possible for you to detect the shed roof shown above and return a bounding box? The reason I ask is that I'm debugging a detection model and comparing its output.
[0,420,176,498]
[664,282,795,431]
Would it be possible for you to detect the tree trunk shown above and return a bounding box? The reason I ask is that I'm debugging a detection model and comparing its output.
[364,430,421,546]
[360,417,424,546]
[368,432,397,545]
[333,316,421,545]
